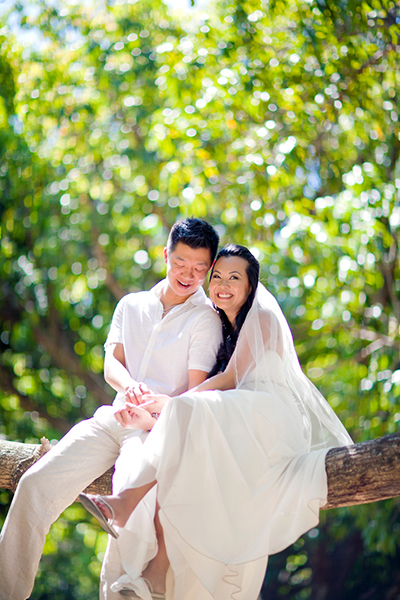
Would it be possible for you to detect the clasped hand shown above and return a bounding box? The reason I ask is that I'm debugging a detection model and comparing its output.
[124,382,152,405]
[114,389,171,430]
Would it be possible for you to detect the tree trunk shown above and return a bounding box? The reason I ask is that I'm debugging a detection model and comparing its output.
[1,434,400,507]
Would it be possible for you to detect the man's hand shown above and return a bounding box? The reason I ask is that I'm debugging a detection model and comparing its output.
[124,382,153,405]
[138,394,171,415]
[114,403,156,430]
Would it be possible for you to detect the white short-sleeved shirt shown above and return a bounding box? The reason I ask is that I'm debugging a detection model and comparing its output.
[105,280,222,408]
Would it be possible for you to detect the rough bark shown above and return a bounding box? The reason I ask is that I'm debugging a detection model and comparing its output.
[0,438,114,495]
[1,434,400,507]
[323,433,400,509]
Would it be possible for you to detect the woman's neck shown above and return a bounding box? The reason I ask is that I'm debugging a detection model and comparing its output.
[225,311,238,328]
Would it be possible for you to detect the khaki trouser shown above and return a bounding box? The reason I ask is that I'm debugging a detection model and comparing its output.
[0,406,147,600]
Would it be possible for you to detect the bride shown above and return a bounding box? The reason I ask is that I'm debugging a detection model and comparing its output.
[81,244,352,600]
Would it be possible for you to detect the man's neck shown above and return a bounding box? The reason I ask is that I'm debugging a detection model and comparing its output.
[160,281,197,309]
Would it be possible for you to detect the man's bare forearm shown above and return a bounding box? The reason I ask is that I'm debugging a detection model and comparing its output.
[104,352,136,394]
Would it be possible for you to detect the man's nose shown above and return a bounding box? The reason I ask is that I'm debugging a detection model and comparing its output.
[183,265,194,279]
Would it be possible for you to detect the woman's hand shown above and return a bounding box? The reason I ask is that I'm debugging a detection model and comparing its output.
[114,403,156,430]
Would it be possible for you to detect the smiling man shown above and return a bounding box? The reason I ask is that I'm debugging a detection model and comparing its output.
[0,218,222,600]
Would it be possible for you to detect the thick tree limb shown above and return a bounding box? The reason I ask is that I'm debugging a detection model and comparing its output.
[323,433,400,509]
[2,434,400,507]
[0,438,114,495]
[0,438,52,492]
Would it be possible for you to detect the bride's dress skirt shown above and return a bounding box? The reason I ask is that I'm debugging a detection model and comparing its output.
[109,368,332,599]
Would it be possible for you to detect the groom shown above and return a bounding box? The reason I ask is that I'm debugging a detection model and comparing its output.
[0,217,222,600]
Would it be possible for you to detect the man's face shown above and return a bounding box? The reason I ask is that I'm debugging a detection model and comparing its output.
[164,242,212,299]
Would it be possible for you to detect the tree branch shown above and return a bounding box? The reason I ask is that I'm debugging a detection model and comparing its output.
[0,438,113,495]
[90,225,126,302]
[0,285,113,416]
[2,434,400,509]
[32,324,113,407]
[323,433,400,509]
[355,44,395,76]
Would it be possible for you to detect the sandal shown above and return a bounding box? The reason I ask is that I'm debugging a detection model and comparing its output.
[78,493,119,539]
[119,577,165,599]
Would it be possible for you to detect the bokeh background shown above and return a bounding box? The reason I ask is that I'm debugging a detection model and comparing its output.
[1,0,400,597]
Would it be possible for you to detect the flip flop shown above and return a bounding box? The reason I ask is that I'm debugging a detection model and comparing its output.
[78,493,119,539]
[119,577,166,599]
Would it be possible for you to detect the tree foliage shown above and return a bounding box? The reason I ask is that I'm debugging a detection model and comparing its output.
[1,0,400,597]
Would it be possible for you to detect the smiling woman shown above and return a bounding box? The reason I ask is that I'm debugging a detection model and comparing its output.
[209,255,251,325]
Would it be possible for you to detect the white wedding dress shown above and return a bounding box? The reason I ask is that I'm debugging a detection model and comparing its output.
[108,285,353,600]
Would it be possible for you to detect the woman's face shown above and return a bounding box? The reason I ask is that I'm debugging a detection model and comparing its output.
[209,255,251,325]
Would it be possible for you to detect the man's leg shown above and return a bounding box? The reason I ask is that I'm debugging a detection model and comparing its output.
[0,409,120,600]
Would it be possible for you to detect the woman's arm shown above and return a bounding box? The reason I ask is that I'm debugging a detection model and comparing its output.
[132,352,237,421]
[191,361,235,393]
[136,361,236,417]
[187,369,208,389]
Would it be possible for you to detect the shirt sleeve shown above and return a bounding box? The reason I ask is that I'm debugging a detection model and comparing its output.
[104,295,128,348]
[188,307,223,373]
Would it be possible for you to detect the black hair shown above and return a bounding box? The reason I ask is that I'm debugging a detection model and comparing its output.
[208,244,260,377]
[167,218,219,264]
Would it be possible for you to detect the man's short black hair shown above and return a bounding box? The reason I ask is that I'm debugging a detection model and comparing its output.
[167,218,219,263]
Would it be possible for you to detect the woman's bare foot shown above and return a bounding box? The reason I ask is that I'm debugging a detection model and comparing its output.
[78,493,119,538]
[87,494,133,528]
[141,565,167,596]
[81,482,157,530]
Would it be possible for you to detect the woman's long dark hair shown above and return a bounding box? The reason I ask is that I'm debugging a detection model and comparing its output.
[208,245,260,377]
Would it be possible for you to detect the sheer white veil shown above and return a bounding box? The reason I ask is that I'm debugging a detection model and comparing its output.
[232,283,353,451]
